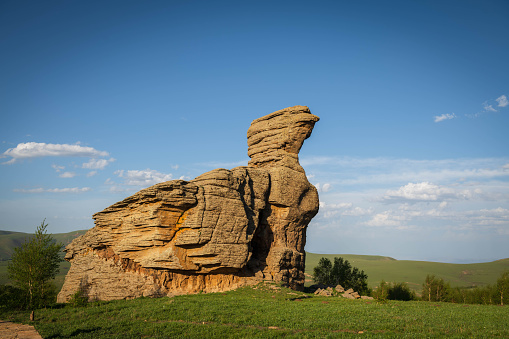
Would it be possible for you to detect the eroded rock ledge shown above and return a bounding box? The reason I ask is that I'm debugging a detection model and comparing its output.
[57,105,320,302]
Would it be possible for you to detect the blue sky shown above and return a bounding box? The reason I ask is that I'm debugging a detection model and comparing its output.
[1,0,508,263]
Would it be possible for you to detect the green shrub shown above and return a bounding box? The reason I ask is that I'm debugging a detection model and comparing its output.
[373,281,416,301]
[0,284,25,310]
[387,282,416,301]
[69,289,88,307]
[373,280,389,301]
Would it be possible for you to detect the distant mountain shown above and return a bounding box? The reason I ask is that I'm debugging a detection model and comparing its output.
[0,229,88,261]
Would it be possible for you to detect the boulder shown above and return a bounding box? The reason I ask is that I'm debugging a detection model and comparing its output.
[57,106,320,302]
[335,284,345,293]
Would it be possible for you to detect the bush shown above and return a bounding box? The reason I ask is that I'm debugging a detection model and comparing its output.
[388,282,416,301]
[373,280,389,301]
[69,278,90,307]
[313,257,369,295]
[373,281,416,301]
[0,284,26,310]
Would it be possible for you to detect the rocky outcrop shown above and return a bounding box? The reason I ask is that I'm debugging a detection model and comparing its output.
[57,105,319,302]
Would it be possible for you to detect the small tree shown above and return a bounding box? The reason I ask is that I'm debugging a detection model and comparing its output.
[496,271,509,306]
[313,257,369,295]
[373,280,389,301]
[421,274,450,302]
[7,220,64,309]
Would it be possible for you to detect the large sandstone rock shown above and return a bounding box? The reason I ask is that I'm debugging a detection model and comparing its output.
[57,106,320,302]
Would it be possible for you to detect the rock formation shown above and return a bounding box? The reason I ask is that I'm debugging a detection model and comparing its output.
[57,105,320,302]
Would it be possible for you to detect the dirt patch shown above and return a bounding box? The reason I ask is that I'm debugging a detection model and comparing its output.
[0,320,42,339]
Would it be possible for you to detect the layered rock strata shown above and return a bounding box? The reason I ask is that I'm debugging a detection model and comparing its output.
[57,105,319,302]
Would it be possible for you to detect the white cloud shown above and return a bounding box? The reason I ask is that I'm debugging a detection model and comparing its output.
[82,158,115,170]
[496,95,508,108]
[434,113,456,123]
[382,182,477,203]
[315,183,332,192]
[51,164,65,172]
[2,142,109,164]
[483,103,497,112]
[13,187,91,193]
[114,169,173,186]
[86,171,98,177]
[365,211,409,228]
[342,206,374,216]
[59,171,77,178]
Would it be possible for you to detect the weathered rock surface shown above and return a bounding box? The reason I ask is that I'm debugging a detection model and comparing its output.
[57,106,319,302]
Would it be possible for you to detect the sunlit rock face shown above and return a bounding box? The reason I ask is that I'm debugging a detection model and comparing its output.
[57,106,319,302]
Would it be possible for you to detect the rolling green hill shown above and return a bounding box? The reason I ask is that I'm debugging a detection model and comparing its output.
[305,252,509,293]
[1,230,508,296]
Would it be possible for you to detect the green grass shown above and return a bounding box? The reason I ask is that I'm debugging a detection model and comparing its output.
[2,283,508,338]
[305,253,509,293]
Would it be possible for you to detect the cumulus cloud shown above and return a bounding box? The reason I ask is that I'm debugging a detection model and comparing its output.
[315,183,332,192]
[82,158,115,170]
[59,171,76,178]
[114,169,173,186]
[382,182,472,203]
[496,95,508,108]
[13,187,91,193]
[434,113,456,123]
[365,211,409,228]
[2,142,109,164]
[317,202,374,218]
[86,171,98,177]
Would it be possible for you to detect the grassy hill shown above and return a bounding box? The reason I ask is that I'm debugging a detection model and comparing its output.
[0,229,87,286]
[305,252,509,293]
[1,230,508,295]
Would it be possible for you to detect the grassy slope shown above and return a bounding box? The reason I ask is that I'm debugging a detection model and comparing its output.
[2,284,508,338]
[0,230,86,286]
[305,252,509,292]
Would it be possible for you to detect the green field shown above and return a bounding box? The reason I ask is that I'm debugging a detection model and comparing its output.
[305,253,509,293]
[2,283,508,338]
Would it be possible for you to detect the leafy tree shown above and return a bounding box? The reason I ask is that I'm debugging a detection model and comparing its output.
[421,274,450,302]
[313,257,369,294]
[496,271,509,306]
[7,220,64,309]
